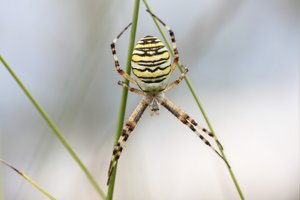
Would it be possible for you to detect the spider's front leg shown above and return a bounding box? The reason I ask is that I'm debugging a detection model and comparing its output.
[107,99,149,185]
[160,97,229,167]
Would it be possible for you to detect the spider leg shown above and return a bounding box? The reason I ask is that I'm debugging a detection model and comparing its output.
[163,67,189,92]
[111,22,137,84]
[118,80,145,96]
[146,10,179,72]
[160,97,229,167]
[187,116,224,150]
[107,99,149,185]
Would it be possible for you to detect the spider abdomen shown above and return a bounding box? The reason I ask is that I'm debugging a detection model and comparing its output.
[131,35,172,93]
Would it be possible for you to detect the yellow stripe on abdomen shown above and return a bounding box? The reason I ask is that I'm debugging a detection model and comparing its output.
[134,41,164,49]
[132,66,171,79]
[132,51,169,62]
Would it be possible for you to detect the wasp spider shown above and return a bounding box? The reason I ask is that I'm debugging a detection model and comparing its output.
[107,10,226,185]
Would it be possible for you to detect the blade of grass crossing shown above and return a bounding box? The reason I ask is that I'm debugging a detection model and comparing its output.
[106,1,141,200]
[142,1,245,199]
[0,159,56,200]
[0,55,106,199]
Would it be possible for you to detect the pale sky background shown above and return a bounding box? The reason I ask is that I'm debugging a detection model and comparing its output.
[0,0,299,199]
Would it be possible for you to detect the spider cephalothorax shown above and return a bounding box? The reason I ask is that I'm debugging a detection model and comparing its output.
[107,10,226,185]
[144,92,164,115]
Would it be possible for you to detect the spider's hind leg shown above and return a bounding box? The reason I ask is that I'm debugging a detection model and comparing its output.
[118,81,145,96]
[146,9,179,71]
[163,67,189,92]
[111,22,137,84]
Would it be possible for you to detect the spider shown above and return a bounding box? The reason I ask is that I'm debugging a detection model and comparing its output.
[107,10,227,185]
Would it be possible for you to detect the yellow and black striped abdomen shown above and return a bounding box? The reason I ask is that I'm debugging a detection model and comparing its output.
[131,35,172,93]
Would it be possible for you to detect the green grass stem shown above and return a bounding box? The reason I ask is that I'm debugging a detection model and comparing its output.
[142,1,245,199]
[106,1,141,200]
[1,159,56,200]
[0,55,106,199]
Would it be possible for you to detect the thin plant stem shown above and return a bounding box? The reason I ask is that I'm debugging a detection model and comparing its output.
[142,1,245,199]
[0,159,56,200]
[106,0,141,200]
[0,55,106,199]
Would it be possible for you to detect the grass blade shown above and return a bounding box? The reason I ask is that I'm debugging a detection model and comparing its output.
[0,55,106,199]
[0,159,56,200]
[142,1,245,199]
[106,1,141,199]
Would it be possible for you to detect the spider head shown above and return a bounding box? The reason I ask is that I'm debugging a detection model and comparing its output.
[144,92,165,116]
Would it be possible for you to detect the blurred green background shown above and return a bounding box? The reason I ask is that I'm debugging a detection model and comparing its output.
[0,0,298,199]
